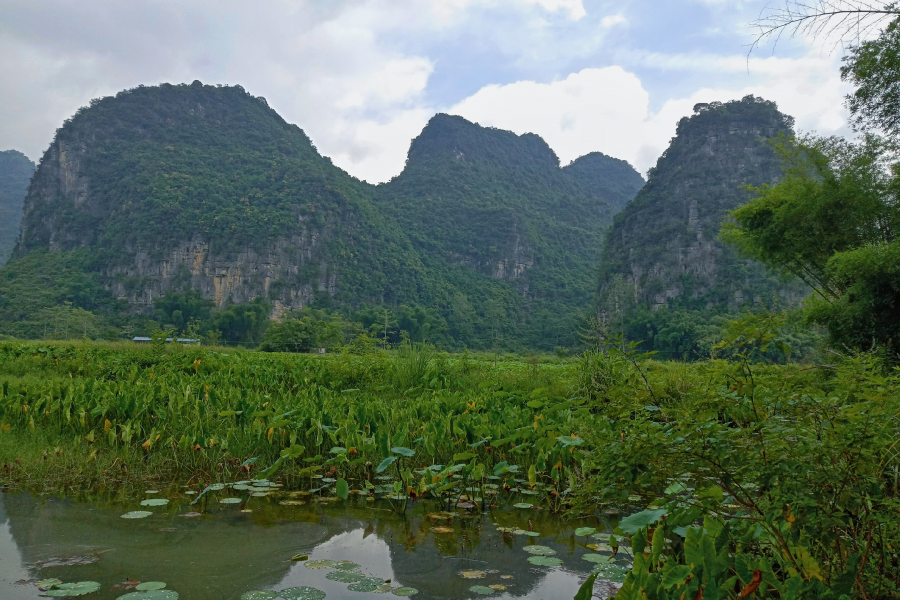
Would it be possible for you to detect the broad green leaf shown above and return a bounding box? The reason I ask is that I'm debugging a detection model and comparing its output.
[376,456,397,473]
[335,478,349,499]
[573,574,596,600]
[391,446,415,457]
[618,509,667,534]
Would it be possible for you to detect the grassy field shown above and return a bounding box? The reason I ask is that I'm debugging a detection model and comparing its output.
[0,339,897,597]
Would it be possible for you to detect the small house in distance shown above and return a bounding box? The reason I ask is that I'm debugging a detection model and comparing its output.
[132,337,200,345]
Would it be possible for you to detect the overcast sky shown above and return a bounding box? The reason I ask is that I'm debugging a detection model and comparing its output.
[0,0,859,182]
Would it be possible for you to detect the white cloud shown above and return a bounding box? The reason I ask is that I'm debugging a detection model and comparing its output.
[601,14,626,28]
[446,50,851,175]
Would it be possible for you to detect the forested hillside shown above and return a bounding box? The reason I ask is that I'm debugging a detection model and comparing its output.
[376,114,644,349]
[597,96,810,357]
[2,83,643,349]
[0,150,35,266]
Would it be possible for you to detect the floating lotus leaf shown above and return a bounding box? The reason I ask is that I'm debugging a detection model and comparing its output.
[136,582,166,591]
[347,582,380,593]
[455,501,474,509]
[582,553,613,564]
[335,561,361,571]
[240,592,277,600]
[145,490,159,495]
[520,531,540,537]
[591,532,611,541]
[37,578,63,589]
[140,499,169,507]
[520,490,539,495]
[392,588,418,597]
[500,575,514,580]
[527,556,563,567]
[325,571,366,583]
[207,484,226,491]
[184,491,197,496]
[121,511,153,519]
[489,585,507,591]
[373,584,393,593]
[180,512,202,518]
[46,581,101,597]
[320,478,336,483]
[241,509,253,513]
[512,503,533,509]
[220,498,242,504]
[469,586,494,595]
[304,560,337,569]
[431,526,453,534]
[277,586,326,600]
[522,545,556,556]
[250,492,268,497]
[591,563,630,583]
[280,500,306,506]
[233,484,251,491]
[290,554,308,562]
[574,527,596,537]
[116,592,178,600]
[458,570,486,579]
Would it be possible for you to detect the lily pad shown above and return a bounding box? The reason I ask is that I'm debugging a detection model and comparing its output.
[591,562,630,583]
[392,588,418,597]
[527,556,563,567]
[46,581,101,597]
[207,483,226,491]
[116,592,178,600]
[220,498,242,504]
[280,500,306,506]
[521,531,540,537]
[250,492,269,497]
[290,554,309,562]
[304,560,337,569]
[36,578,63,589]
[512,503,533,509]
[500,575,514,580]
[469,586,494,595]
[145,490,159,494]
[140,499,169,507]
[135,582,167,591]
[373,584,393,593]
[347,582,380,593]
[522,545,557,556]
[458,570,486,579]
[184,491,197,495]
[240,592,277,600]
[325,571,366,583]
[582,553,613,564]
[233,484,252,491]
[335,561,361,571]
[180,512,202,518]
[489,584,507,591]
[431,526,454,534]
[121,511,153,519]
[574,527,596,537]
[277,587,326,600]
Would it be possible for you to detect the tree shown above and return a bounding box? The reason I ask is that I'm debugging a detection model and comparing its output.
[842,15,900,137]
[722,135,900,349]
[214,297,270,345]
[258,307,345,353]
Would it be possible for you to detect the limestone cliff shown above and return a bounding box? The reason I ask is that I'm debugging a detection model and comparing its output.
[0,150,35,266]
[599,96,802,311]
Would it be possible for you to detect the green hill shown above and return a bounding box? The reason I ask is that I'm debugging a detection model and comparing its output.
[0,150,35,266]
[3,83,644,349]
[377,114,643,348]
[597,96,809,355]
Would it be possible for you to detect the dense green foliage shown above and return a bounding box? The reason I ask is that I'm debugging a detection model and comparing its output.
[724,135,900,351]
[0,341,895,597]
[843,17,900,138]
[598,97,806,354]
[0,150,34,266]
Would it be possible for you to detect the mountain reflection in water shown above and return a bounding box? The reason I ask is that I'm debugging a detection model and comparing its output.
[0,490,612,599]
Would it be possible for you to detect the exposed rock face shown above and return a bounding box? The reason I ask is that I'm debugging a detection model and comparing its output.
[13,82,426,315]
[0,150,35,266]
[599,96,799,311]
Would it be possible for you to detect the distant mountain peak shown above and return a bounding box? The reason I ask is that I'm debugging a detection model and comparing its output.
[406,113,560,172]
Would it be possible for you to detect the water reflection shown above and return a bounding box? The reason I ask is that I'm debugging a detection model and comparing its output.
[0,490,615,599]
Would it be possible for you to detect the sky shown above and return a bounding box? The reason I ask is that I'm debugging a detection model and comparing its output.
[0,0,864,182]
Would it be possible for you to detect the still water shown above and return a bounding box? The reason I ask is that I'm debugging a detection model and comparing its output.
[0,486,625,600]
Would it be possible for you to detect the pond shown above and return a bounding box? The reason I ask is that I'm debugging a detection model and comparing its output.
[0,484,628,600]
